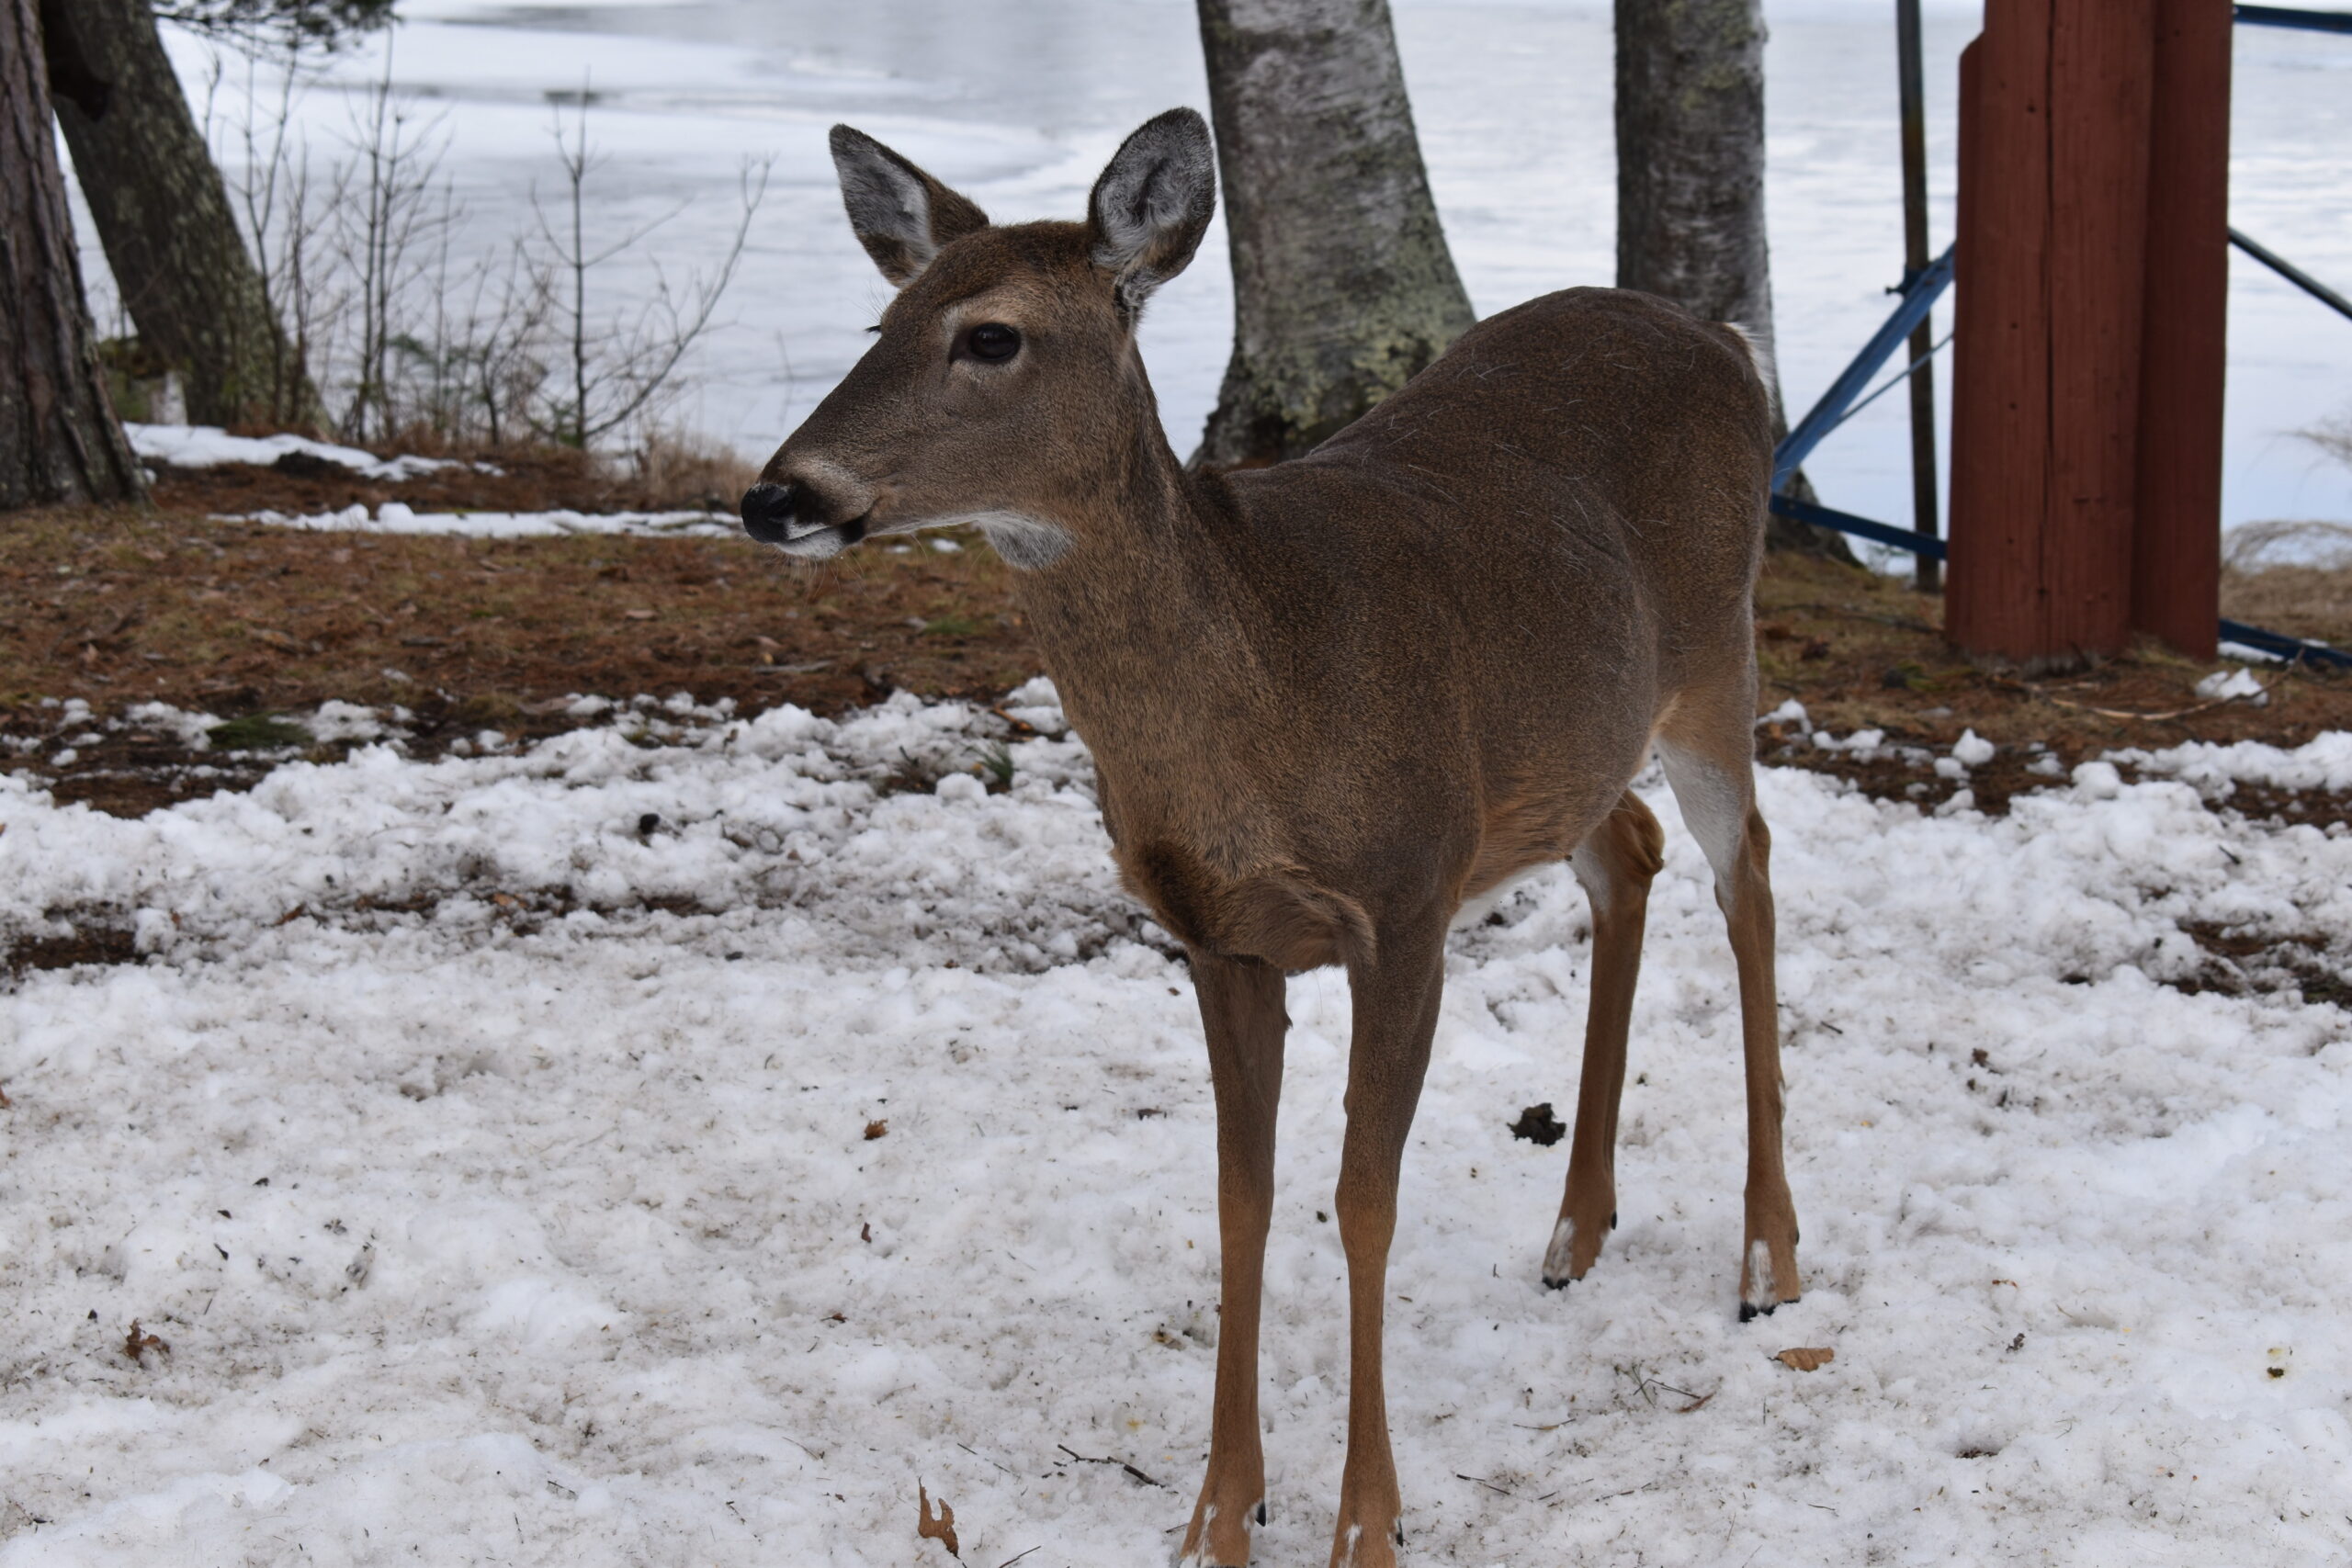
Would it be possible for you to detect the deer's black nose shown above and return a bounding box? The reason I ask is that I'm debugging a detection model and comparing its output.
[740,481,797,544]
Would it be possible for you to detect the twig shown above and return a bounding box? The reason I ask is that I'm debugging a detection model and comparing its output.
[2033,692,2233,723]
[1782,600,1940,635]
[956,1442,1014,1478]
[994,1549,1041,1568]
[1056,1444,1167,1489]
[1455,1472,1513,1496]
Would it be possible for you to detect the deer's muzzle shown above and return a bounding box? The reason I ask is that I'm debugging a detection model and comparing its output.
[740,481,871,559]
[739,481,800,545]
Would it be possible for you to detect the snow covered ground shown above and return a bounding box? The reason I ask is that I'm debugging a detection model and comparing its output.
[124,423,474,484]
[3,686,2348,1565]
[231,502,737,539]
[71,0,2352,543]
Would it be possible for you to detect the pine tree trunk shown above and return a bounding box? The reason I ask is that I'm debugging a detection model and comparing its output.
[1615,0,1851,558]
[2,0,144,509]
[48,0,312,429]
[1192,0,1476,468]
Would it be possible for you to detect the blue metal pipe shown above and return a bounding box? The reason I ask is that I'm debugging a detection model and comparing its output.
[1773,244,1955,491]
[2233,5,2352,34]
[1767,498,2352,669]
[1769,493,1949,558]
[2229,227,2352,322]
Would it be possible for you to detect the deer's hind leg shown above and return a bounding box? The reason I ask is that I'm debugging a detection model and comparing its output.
[1542,792,1665,1288]
[1656,693,1803,1320]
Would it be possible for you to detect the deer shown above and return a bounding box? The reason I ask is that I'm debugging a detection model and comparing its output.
[741,108,1802,1568]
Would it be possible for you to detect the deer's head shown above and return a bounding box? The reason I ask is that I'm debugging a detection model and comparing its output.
[741,110,1216,569]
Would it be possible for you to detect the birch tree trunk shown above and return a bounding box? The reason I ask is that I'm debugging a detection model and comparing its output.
[49,0,314,428]
[1193,0,1475,468]
[1615,0,1850,558]
[2,0,144,509]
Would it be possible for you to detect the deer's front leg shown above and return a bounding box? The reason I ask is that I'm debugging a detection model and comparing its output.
[1180,951,1287,1567]
[1329,922,1446,1568]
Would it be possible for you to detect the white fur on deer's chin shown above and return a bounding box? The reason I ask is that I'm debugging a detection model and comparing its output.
[951,511,1071,570]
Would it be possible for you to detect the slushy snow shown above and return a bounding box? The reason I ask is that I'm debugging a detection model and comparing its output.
[1,686,2347,1566]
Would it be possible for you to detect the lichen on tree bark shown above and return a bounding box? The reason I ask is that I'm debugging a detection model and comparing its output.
[1192,0,1476,469]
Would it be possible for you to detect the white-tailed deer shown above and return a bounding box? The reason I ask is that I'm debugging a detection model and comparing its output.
[744,110,1800,1568]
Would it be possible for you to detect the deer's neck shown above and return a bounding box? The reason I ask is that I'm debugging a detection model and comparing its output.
[1012,418,1270,787]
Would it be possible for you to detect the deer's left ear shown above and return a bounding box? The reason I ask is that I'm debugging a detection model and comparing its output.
[1087,108,1216,318]
[829,126,989,288]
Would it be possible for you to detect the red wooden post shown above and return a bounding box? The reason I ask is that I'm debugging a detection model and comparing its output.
[2132,0,2232,660]
[1950,0,2157,668]
[1950,9,2058,661]
[2047,0,2157,655]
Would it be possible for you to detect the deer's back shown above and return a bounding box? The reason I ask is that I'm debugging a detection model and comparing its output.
[1304,284,1771,623]
[1198,288,1772,900]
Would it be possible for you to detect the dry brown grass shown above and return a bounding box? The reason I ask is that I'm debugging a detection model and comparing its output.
[2221,520,2352,649]
[624,427,763,513]
[6,477,2351,821]
[2222,561,2352,649]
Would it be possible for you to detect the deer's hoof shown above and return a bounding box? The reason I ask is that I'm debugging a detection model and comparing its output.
[1176,1494,1261,1567]
[1739,1235,1804,1321]
[1541,1212,1610,1289]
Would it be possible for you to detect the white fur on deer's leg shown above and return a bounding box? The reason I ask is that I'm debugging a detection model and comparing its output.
[1178,1485,1265,1567]
[1542,1214,1579,1288]
[1740,1238,1779,1321]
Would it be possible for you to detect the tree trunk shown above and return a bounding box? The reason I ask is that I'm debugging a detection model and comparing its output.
[2,0,144,509]
[1192,0,1476,468]
[48,0,312,428]
[1615,0,1852,559]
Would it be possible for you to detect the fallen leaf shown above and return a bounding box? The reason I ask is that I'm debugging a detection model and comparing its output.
[123,1320,170,1363]
[917,1483,959,1558]
[864,1119,888,1141]
[1774,1346,1835,1371]
[623,609,657,621]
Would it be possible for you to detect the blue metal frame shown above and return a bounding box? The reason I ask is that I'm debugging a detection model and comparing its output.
[1769,494,1947,559]
[1758,9,2352,671]
[2219,621,2352,668]
[2229,227,2352,321]
[1772,243,1954,491]
[2233,5,2352,33]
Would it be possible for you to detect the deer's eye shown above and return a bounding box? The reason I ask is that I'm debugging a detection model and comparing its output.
[964,323,1022,363]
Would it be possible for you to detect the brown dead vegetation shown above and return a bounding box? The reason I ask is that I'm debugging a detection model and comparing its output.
[2,470,2349,831]
[146,426,761,520]
[1749,547,2352,816]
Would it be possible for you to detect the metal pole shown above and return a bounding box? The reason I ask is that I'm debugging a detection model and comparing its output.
[1895,0,1940,592]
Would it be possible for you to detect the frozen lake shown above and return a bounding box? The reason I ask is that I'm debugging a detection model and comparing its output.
[87,0,2352,539]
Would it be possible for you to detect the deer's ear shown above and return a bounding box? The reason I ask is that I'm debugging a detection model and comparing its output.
[1087,108,1216,317]
[829,126,989,288]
